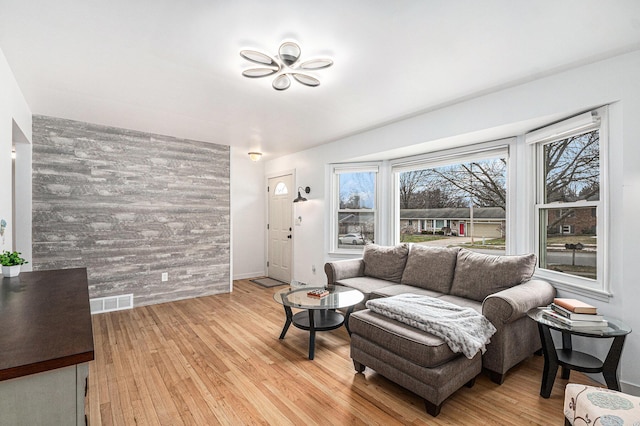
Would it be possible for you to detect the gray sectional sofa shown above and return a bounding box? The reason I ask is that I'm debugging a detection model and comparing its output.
[324,243,555,415]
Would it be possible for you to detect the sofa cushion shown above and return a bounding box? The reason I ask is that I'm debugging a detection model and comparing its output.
[401,245,459,293]
[371,284,444,299]
[437,294,483,314]
[349,309,460,368]
[363,243,409,283]
[449,249,537,302]
[335,276,393,297]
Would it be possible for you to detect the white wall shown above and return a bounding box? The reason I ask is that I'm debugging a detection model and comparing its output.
[230,146,266,280]
[0,47,31,256]
[262,50,640,392]
[5,38,640,391]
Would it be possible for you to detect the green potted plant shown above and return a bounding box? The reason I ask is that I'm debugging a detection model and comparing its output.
[1,250,28,277]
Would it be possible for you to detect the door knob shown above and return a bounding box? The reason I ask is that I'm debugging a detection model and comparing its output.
[287,235,292,239]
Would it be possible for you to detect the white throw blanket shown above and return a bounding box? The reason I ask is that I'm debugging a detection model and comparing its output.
[366,294,497,359]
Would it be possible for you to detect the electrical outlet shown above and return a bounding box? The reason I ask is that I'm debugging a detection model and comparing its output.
[161,272,168,282]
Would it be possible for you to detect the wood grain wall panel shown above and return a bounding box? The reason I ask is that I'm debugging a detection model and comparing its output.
[31,115,230,306]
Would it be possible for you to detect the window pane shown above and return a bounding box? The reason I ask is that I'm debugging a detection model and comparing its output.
[337,212,374,248]
[539,206,597,280]
[274,182,288,195]
[335,170,376,250]
[544,130,599,203]
[398,158,506,253]
[339,172,375,209]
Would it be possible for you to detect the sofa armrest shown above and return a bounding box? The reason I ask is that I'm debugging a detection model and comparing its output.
[482,279,555,325]
[324,259,365,285]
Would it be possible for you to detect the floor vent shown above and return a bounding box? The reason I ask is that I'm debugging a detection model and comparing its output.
[90,294,134,314]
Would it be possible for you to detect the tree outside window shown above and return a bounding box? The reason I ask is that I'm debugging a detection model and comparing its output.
[397,156,507,253]
[538,128,600,280]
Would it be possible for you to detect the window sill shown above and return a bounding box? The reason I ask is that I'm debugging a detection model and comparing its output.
[533,271,612,302]
[327,249,364,257]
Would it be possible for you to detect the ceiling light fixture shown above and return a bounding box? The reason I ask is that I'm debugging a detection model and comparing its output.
[248,152,262,161]
[240,41,333,91]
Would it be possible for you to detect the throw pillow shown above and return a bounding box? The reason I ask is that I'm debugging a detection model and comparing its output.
[363,243,409,283]
[401,245,460,293]
[449,249,536,302]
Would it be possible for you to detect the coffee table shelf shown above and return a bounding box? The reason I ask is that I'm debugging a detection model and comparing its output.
[273,285,364,360]
[291,310,344,331]
[527,307,631,398]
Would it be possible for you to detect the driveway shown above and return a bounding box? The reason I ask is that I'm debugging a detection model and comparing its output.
[414,236,474,247]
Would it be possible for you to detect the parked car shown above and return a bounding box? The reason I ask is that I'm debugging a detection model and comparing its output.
[339,233,366,245]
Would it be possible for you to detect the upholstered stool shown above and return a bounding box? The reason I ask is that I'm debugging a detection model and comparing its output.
[349,309,482,416]
[564,383,640,425]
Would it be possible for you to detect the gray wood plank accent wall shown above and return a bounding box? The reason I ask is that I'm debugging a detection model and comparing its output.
[31,115,230,306]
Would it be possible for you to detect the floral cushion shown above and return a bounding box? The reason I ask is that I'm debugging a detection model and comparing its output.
[564,384,640,425]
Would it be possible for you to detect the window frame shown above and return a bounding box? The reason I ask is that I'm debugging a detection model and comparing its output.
[329,163,380,254]
[530,106,610,297]
[390,140,513,250]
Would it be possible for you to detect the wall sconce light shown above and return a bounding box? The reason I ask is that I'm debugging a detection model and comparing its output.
[293,186,310,203]
[248,152,262,161]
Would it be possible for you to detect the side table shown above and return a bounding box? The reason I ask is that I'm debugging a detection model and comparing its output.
[527,308,631,398]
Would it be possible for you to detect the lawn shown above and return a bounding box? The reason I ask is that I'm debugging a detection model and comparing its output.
[400,235,448,243]
[461,236,596,249]
[547,264,596,279]
[464,237,505,247]
[546,235,597,246]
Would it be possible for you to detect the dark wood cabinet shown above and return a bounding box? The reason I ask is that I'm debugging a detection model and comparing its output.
[0,268,94,424]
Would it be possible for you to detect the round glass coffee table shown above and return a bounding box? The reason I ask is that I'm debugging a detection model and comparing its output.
[527,307,632,398]
[273,285,364,360]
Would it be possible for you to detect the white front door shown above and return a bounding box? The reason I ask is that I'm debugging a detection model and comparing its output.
[267,174,293,283]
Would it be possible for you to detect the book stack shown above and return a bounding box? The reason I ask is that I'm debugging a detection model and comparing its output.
[307,289,330,298]
[542,298,608,329]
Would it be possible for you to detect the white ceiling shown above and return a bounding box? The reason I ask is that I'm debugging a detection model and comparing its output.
[1,1,640,159]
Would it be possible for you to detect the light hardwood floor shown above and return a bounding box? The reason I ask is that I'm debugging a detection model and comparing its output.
[88,279,599,425]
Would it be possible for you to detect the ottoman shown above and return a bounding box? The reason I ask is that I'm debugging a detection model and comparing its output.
[564,383,640,425]
[349,309,482,416]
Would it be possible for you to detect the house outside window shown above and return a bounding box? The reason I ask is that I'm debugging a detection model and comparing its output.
[528,107,607,292]
[560,224,573,235]
[331,165,379,252]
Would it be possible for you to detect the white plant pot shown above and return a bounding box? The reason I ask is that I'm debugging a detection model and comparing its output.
[1,265,21,277]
